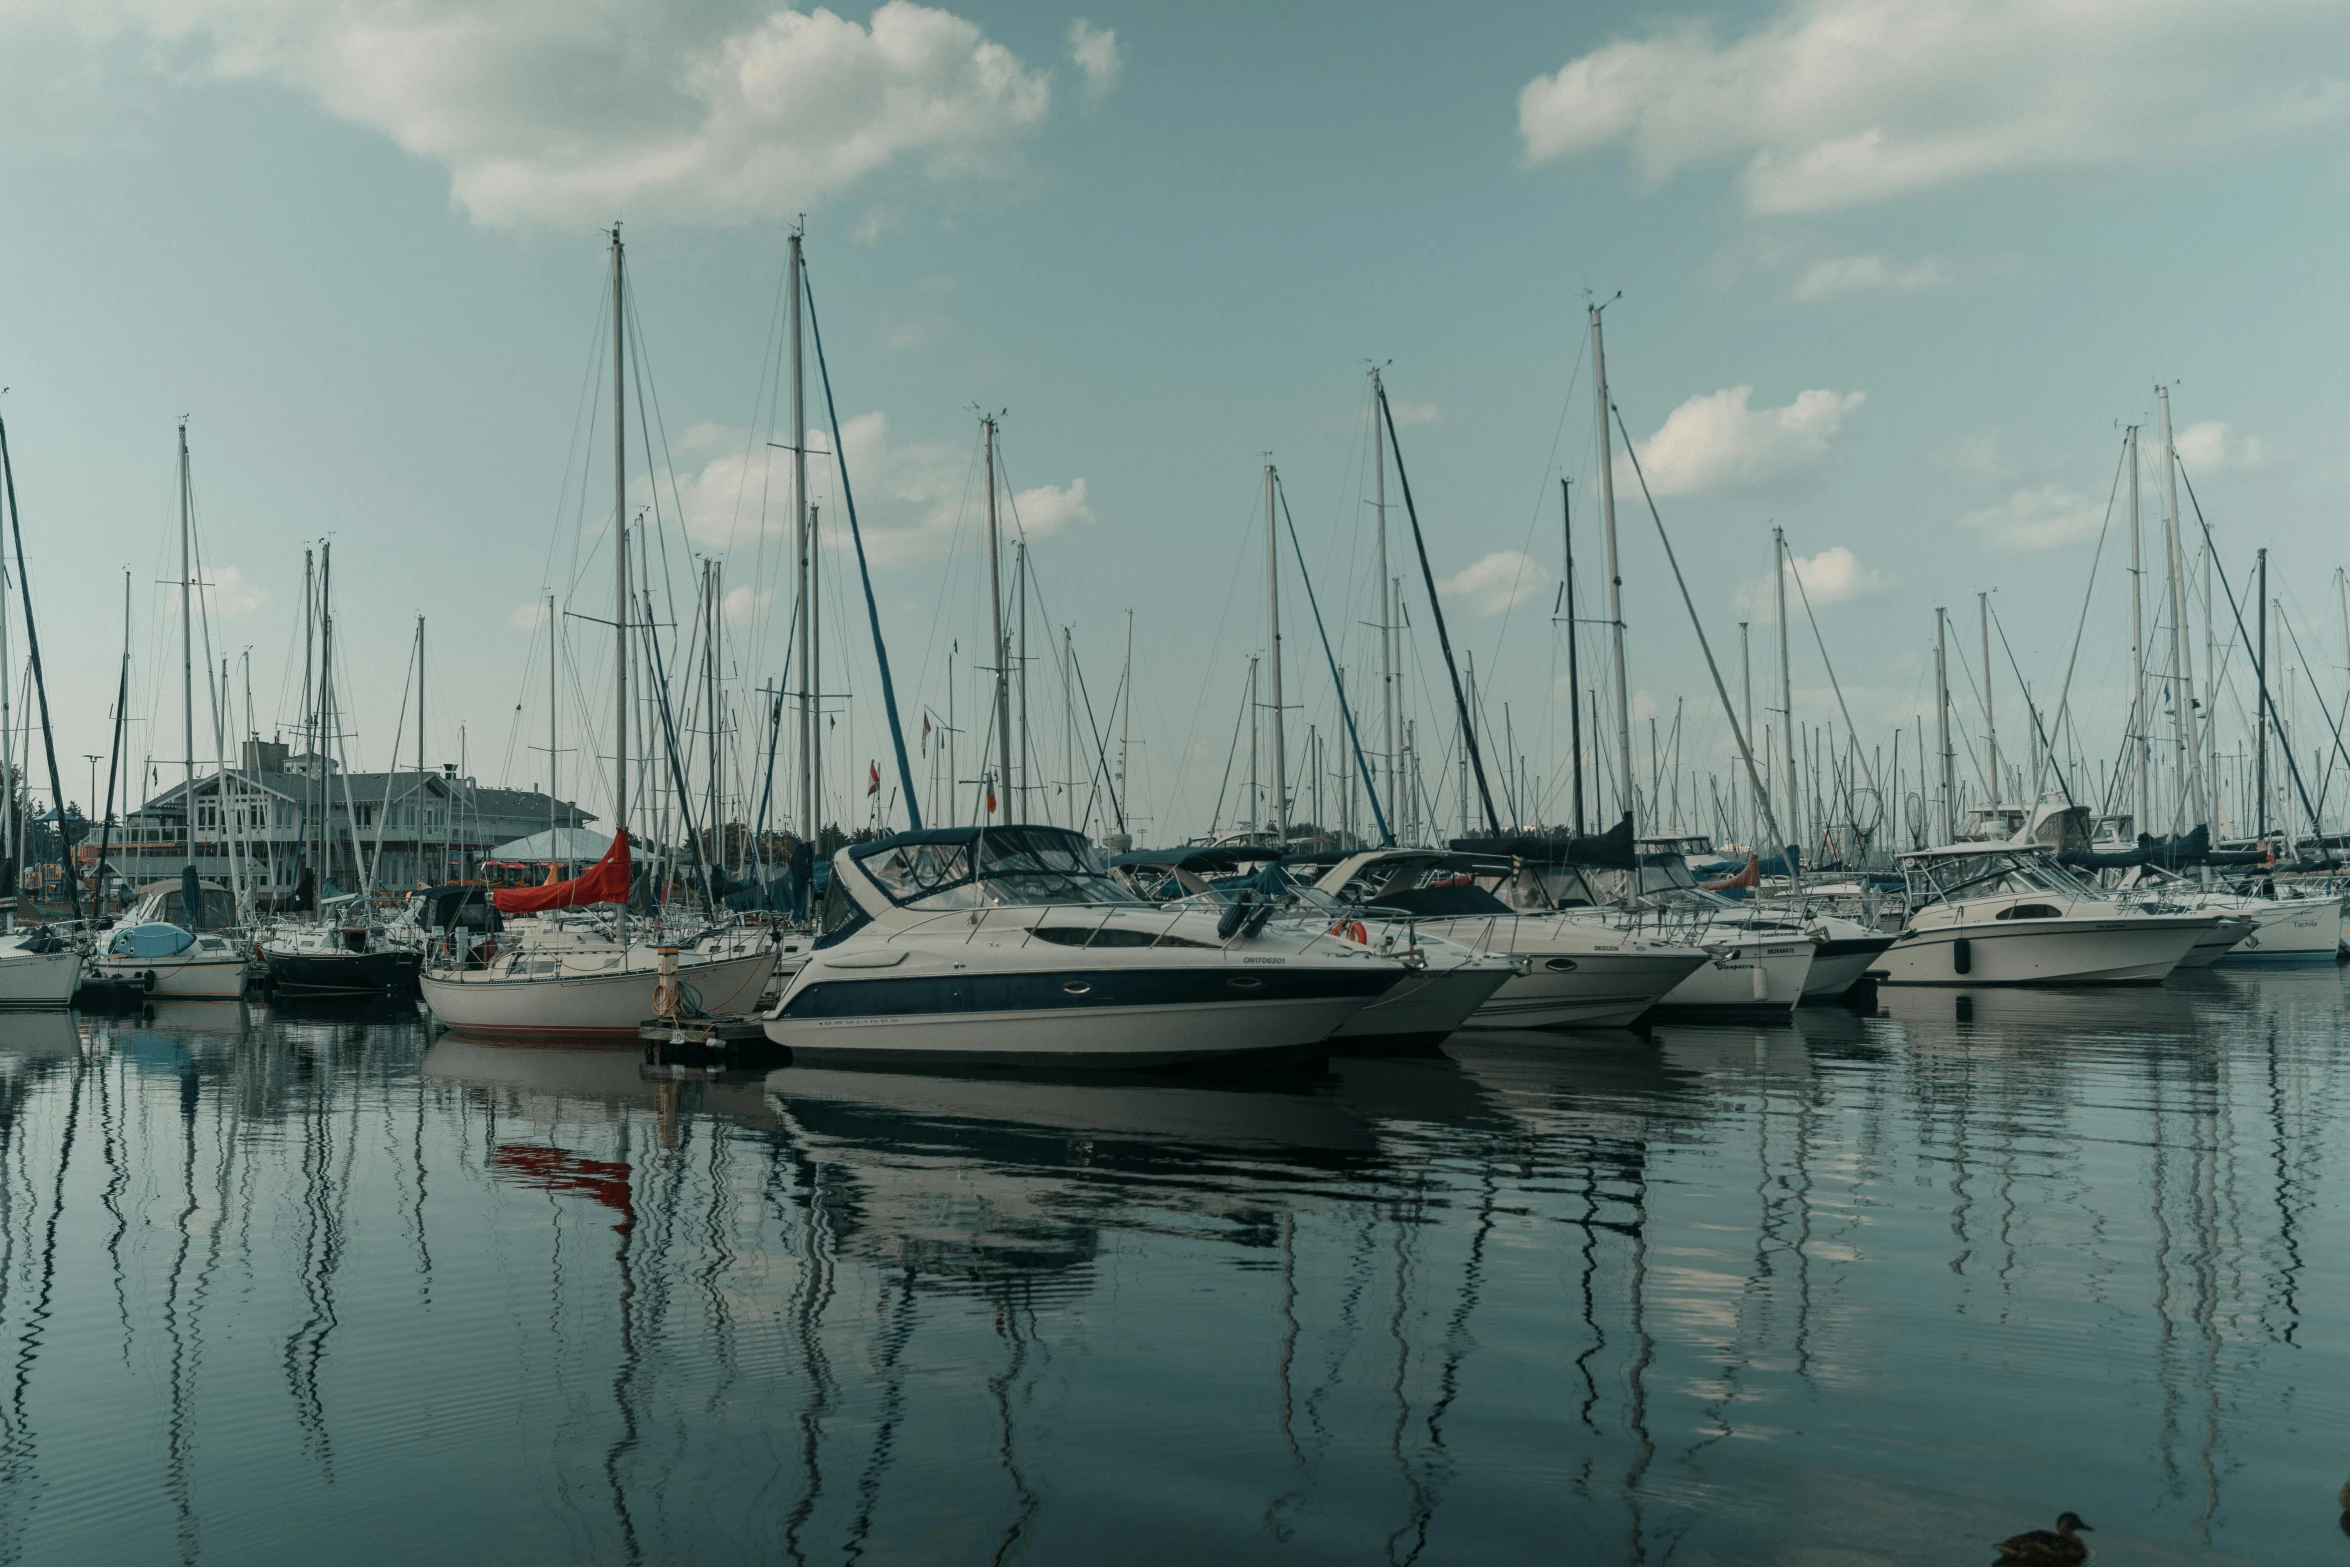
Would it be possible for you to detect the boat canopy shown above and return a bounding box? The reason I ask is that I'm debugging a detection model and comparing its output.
[1449,813,1638,870]
[846,825,1139,911]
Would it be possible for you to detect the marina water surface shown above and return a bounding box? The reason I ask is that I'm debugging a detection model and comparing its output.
[1,970,2345,1564]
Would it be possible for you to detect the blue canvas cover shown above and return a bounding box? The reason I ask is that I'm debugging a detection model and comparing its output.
[108,923,196,959]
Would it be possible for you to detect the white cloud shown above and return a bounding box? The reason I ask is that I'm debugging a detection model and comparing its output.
[508,601,548,630]
[1437,551,1549,618]
[1791,254,1954,300]
[97,1,1057,226]
[652,412,1091,567]
[1517,1,2350,213]
[1066,19,1121,107]
[1387,399,1440,427]
[2171,420,2266,472]
[1960,485,2106,551]
[1735,544,1889,615]
[204,565,266,617]
[720,584,778,624]
[1624,386,1864,498]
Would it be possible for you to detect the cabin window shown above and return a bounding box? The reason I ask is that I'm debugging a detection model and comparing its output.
[1995,903,2062,921]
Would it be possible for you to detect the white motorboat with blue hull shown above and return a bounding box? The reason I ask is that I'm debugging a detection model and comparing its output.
[766,827,1406,1070]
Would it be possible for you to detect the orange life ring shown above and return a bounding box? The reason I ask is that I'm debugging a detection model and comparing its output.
[1328,920,1369,944]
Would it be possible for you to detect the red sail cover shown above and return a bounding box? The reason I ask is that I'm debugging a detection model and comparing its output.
[1701,853,1760,892]
[493,830,630,913]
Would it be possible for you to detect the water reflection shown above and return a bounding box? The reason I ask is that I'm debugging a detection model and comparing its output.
[0,976,2331,1560]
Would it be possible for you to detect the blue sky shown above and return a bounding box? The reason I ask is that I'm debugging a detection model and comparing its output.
[2,0,2345,842]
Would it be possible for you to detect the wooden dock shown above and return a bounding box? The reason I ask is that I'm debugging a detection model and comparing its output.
[638,1013,782,1070]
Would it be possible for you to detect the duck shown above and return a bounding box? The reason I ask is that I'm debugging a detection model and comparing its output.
[1993,1513,2091,1565]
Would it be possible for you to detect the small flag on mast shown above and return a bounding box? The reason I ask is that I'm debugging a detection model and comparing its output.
[867,761,880,797]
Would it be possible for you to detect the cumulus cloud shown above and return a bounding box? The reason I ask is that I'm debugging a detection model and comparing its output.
[204,565,266,617]
[508,600,549,630]
[2171,420,2266,472]
[1735,544,1889,615]
[1438,551,1550,618]
[1517,0,2350,213]
[654,411,1091,566]
[1066,19,1120,107]
[1960,485,2106,551]
[1624,386,1864,499]
[1791,253,1954,300]
[1386,399,1440,426]
[720,583,778,624]
[94,1,1058,226]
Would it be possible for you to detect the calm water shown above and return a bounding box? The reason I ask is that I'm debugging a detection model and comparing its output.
[0,972,2345,1564]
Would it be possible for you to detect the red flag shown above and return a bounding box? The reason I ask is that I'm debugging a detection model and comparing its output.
[985,789,998,814]
[867,761,880,796]
[493,830,631,913]
[921,714,932,755]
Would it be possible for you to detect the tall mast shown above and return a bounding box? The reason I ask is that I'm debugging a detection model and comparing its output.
[1266,463,1287,845]
[1246,656,1260,831]
[1118,610,1133,827]
[421,614,432,885]
[2256,548,2269,841]
[1563,478,1584,837]
[1978,591,1997,808]
[810,507,822,840]
[1737,621,1751,845]
[178,422,194,858]
[790,227,808,844]
[984,417,1013,821]
[1016,537,1029,819]
[1935,607,1955,842]
[317,543,334,887]
[2127,425,2146,828]
[1775,527,1795,852]
[545,592,556,852]
[611,226,630,839]
[1371,370,1396,814]
[1589,304,1634,823]
[2159,384,2199,832]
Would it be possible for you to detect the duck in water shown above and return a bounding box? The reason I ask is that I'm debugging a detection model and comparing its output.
[1993,1513,2092,1565]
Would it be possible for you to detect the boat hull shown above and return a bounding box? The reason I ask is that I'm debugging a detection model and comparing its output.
[1644,940,1815,1019]
[764,963,1389,1069]
[1328,964,1512,1051]
[89,952,249,999]
[1461,949,1714,1030]
[422,948,776,1039]
[2214,897,2342,963]
[266,947,421,998]
[1800,935,1897,1000]
[1875,917,2210,986]
[0,949,84,1007]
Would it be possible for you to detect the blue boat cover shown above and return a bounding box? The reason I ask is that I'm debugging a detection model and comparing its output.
[108,923,196,959]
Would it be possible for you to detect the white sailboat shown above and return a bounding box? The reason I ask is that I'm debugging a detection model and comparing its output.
[420,230,775,1040]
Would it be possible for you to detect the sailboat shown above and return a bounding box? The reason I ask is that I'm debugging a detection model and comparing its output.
[419,230,776,1039]
[88,423,249,999]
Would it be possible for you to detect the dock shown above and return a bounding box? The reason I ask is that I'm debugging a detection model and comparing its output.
[638,1013,783,1070]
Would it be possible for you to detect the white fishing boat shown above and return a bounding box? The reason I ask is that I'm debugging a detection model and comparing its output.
[1875,843,2217,986]
[1312,850,1712,1030]
[763,826,1404,1069]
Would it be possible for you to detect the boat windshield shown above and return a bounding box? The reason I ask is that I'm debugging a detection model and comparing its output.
[857,828,1142,910]
[1906,849,2098,904]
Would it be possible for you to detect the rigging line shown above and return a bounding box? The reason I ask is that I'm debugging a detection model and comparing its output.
[1985,604,2073,809]
[1068,638,1124,833]
[2178,460,2334,857]
[1276,476,1393,845]
[2026,433,2128,801]
[1484,327,1592,676]
[1608,403,1783,853]
[1166,473,1261,833]
[1208,661,1250,836]
[804,259,919,830]
[1379,382,1500,837]
[2274,611,2350,835]
[0,419,81,918]
[1783,539,1875,794]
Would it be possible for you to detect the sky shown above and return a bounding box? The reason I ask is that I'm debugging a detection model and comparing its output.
[1,0,2346,846]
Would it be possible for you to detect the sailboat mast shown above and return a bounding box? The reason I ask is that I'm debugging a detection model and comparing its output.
[1372,370,1396,815]
[1775,527,1795,853]
[1589,304,1634,824]
[1737,621,1751,845]
[2127,425,2146,828]
[1266,463,1287,845]
[1118,609,1132,830]
[2159,384,2199,832]
[421,615,431,885]
[2256,548,2269,841]
[1563,478,1584,837]
[1978,591,1997,808]
[544,592,555,852]
[1016,538,1029,819]
[984,417,1013,821]
[179,422,194,856]
[611,227,630,839]
[790,230,810,844]
[1935,608,1955,841]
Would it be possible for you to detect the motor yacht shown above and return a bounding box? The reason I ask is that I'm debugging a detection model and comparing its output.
[1107,846,1518,1052]
[0,926,85,1007]
[762,826,1405,1069]
[1875,844,2218,985]
[1311,850,1713,1029]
